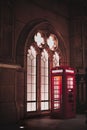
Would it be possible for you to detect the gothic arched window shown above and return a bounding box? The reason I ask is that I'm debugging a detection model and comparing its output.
[41,49,49,110]
[27,46,37,111]
[26,31,60,112]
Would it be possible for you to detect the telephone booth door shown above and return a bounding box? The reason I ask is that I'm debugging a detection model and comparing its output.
[65,74,76,118]
[51,69,63,118]
[51,75,62,111]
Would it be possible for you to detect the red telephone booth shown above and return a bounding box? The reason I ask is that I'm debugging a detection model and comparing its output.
[51,66,76,119]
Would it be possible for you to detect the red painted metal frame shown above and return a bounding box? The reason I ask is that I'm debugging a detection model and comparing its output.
[51,66,76,119]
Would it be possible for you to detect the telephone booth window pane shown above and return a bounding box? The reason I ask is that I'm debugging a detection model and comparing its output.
[27,46,37,112]
[53,76,62,110]
[54,101,60,109]
[67,77,74,89]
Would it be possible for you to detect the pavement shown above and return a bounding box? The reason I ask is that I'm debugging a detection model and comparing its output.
[0,114,87,130]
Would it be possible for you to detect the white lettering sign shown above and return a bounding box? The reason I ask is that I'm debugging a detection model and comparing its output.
[65,69,74,73]
[52,69,63,73]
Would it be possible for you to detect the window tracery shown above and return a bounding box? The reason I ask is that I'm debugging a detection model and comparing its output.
[27,30,60,112]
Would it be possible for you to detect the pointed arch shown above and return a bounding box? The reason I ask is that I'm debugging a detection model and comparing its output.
[16,18,67,67]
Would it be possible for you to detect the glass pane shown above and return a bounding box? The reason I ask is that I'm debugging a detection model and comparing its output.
[27,93,36,101]
[41,92,44,100]
[32,76,36,84]
[27,58,31,66]
[54,94,60,98]
[53,52,59,67]
[27,93,32,101]
[32,103,36,111]
[45,93,48,100]
[27,75,31,83]
[41,102,49,110]
[45,61,48,66]
[45,77,48,84]
[27,84,32,92]
[45,85,48,92]
[41,77,45,84]
[32,93,36,100]
[54,102,60,109]
[54,85,58,90]
[34,32,45,48]
[27,66,32,74]
[67,77,74,89]
[41,60,44,67]
[41,85,44,92]
[45,102,49,110]
[32,84,36,92]
[41,67,44,76]
[27,102,36,111]
[70,80,73,86]
[27,103,32,111]
[32,66,36,75]
[45,68,48,75]
[32,59,36,67]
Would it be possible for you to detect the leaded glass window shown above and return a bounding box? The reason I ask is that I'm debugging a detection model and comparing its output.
[27,46,37,112]
[26,31,60,113]
[41,49,49,110]
[53,52,59,67]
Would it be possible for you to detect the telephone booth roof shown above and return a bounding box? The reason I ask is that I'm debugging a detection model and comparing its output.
[51,66,75,74]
